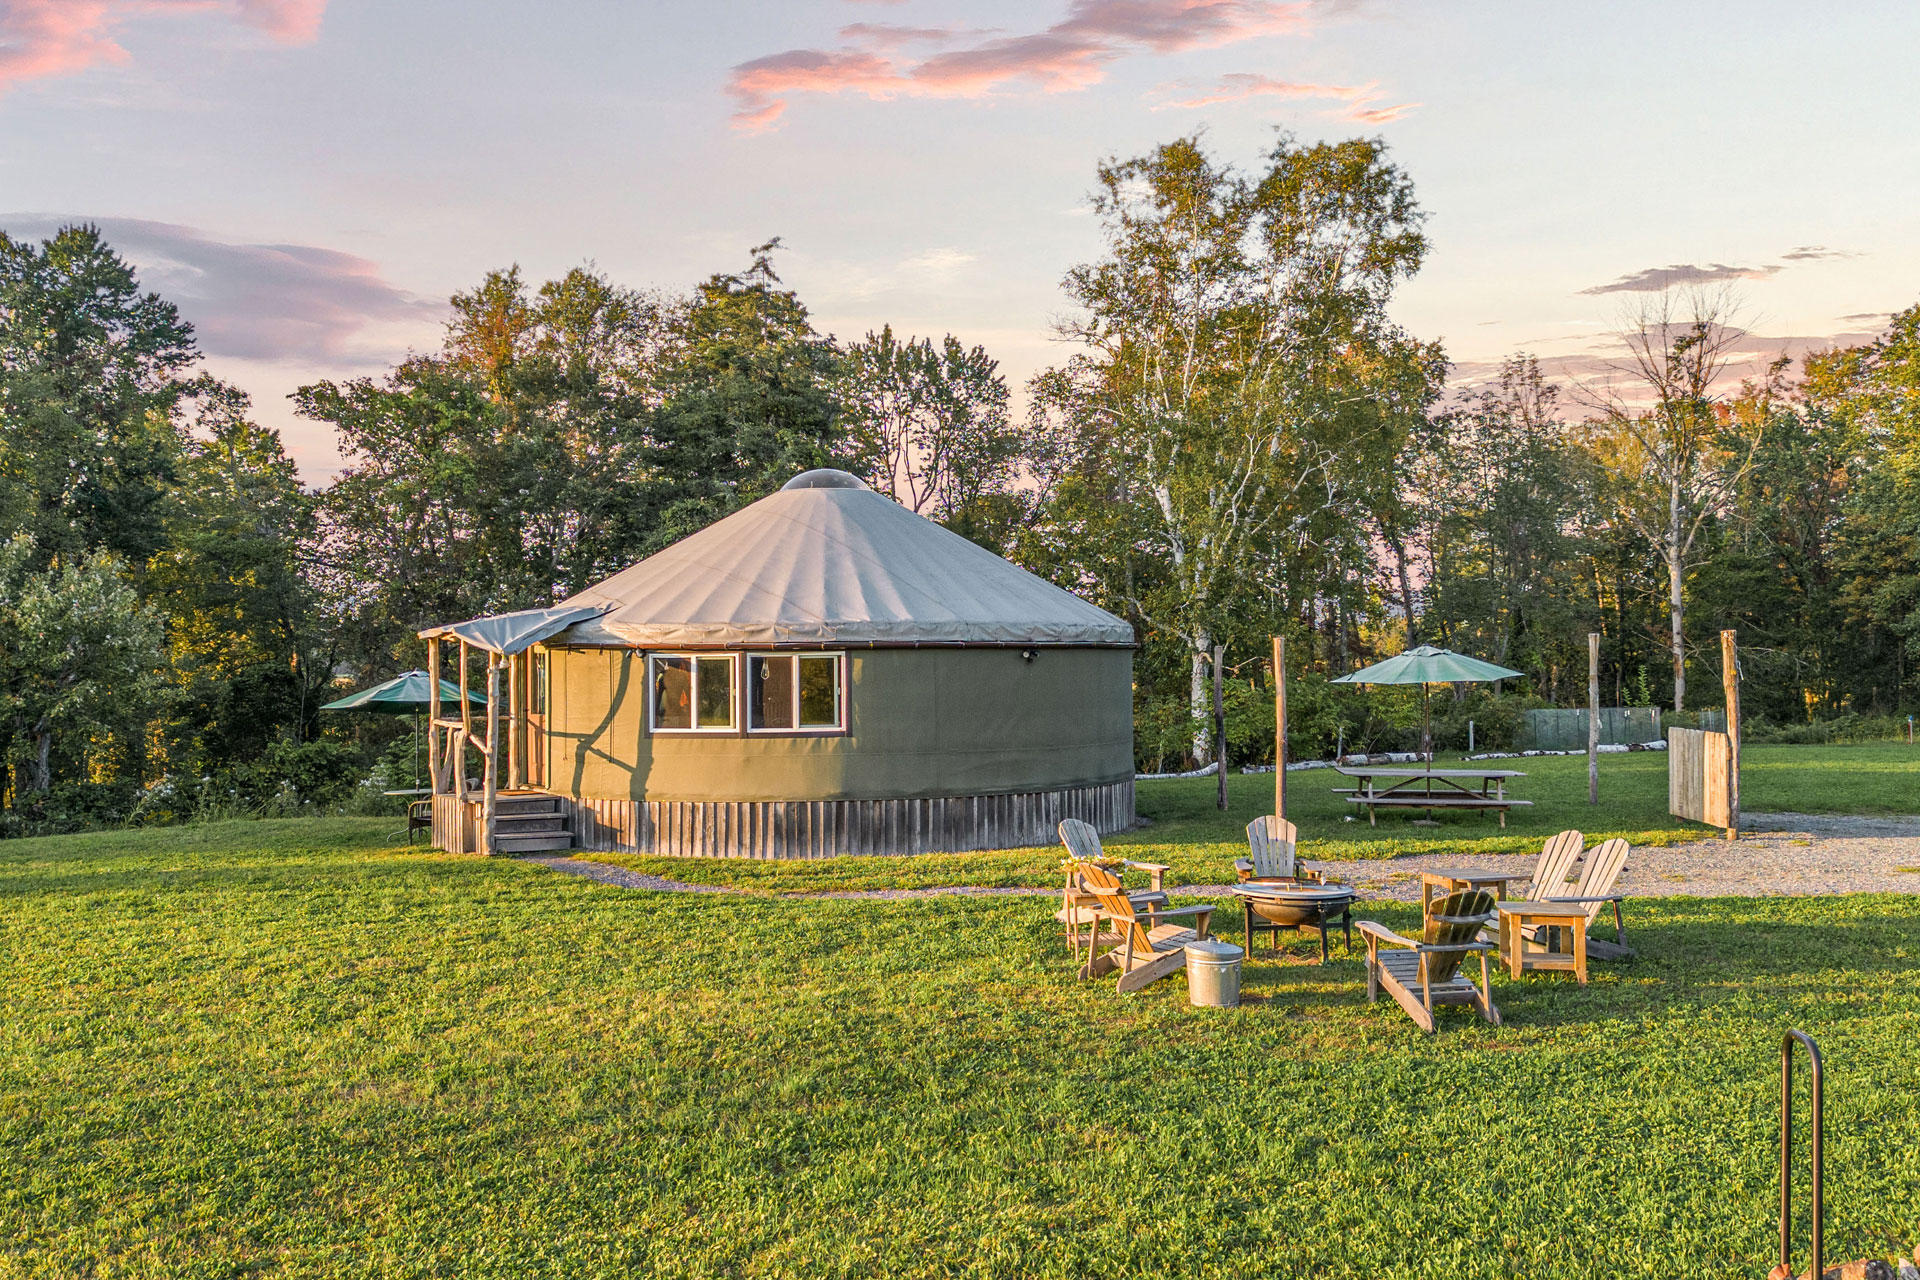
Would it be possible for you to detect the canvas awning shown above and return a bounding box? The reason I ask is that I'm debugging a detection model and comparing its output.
[552,470,1134,648]
[418,604,610,656]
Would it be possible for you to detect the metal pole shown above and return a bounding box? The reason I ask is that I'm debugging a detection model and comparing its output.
[1213,643,1228,811]
[1272,635,1286,821]
[1723,629,1741,841]
[1779,1030,1823,1280]
[1589,632,1601,805]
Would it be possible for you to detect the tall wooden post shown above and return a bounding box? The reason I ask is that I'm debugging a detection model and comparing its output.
[484,653,501,853]
[457,641,472,797]
[1723,629,1741,840]
[507,651,522,789]
[427,637,442,795]
[1272,635,1287,821]
[1588,632,1601,805]
[1212,643,1228,811]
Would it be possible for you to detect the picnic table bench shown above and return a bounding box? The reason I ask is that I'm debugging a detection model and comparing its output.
[1333,765,1532,828]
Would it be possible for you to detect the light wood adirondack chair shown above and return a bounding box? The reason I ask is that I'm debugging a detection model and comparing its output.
[1077,863,1215,993]
[1233,816,1325,883]
[1055,819,1170,961]
[1357,888,1501,1034]
[1538,836,1633,957]
[1523,829,1586,899]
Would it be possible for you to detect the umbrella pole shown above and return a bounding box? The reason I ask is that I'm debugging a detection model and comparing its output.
[1423,683,1432,767]
[413,709,421,790]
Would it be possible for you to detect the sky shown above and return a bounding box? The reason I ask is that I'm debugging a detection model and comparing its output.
[4,0,1918,479]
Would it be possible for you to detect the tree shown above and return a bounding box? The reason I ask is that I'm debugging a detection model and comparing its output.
[0,536,166,800]
[838,326,1020,534]
[0,225,197,568]
[1037,132,1443,759]
[1408,355,1595,683]
[641,241,846,550]
[1582,288,1763,711]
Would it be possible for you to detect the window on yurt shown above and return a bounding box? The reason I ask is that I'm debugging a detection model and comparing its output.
[649,654,736,732]
[748,653,844,732]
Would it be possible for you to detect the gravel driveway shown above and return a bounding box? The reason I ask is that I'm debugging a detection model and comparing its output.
[529,812,1920,901]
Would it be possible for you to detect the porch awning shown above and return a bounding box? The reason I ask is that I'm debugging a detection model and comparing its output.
[418,604,610,656]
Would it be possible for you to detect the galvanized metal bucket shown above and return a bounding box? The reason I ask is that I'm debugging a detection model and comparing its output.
[1185,938,1244,1008]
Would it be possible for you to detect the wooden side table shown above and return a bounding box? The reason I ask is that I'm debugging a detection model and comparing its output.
[1420,869,1522,918]
[1496,901,1589,984]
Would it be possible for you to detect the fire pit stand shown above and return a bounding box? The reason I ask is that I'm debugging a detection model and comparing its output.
[1231,883,1355,964]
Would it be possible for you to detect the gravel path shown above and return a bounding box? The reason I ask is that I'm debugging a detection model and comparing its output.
[527,814,1920,901]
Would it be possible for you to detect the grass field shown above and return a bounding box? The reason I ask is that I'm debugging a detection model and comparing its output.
[582,742,1920,893]
[2,817,1917,1277]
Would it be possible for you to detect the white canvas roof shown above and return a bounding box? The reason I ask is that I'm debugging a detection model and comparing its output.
[553,471,1133,647]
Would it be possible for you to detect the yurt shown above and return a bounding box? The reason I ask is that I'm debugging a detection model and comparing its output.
[417,470,1136,857]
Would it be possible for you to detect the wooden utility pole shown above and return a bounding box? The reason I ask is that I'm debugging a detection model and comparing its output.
[1588,633,1601,805]
[1272,635,1287,821]
[1213,643,1228,811]
[1723,629,1741,840]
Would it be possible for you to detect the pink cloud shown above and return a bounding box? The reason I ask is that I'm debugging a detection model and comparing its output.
[1150,70,1417,122]
[729,0,1310,133]
[0,0,324,93]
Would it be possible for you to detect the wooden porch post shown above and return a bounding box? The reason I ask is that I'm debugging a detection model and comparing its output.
[484,654,501,853]
[507,651,522,789]
[457,640,473,796]
[427,636,442,795]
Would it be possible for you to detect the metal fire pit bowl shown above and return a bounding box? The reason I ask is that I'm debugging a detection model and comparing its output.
[1231,883,1356,964]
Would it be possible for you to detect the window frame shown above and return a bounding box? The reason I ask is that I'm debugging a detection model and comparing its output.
[745,650,848,737]
[647,651,740,735]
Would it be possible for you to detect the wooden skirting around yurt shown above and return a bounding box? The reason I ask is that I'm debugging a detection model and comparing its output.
[560,779,1135,859]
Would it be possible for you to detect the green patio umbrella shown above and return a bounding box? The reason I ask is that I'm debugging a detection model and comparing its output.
[320,670,484,790]
[1331,645,1522,765]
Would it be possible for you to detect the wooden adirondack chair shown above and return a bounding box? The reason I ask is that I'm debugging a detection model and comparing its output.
[1523,829,1586,899]
[1538,836,1633,958]
[1233,816,1325,883]
[1357,888,1501,1034]
[1076,863,1215,993]
[1055,819,1169,962]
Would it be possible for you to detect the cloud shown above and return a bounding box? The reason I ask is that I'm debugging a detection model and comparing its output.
[1838,311,1892,323]
[838,23,973,50]
[3,215,438,365]
[0,0,324,93]
[728,0,1310,133]
[1781,245,1861,262]
[1578,262,1784,295]
[1148,70,1415,121]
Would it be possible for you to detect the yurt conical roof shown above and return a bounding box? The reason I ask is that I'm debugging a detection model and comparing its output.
[556,470,1133,648]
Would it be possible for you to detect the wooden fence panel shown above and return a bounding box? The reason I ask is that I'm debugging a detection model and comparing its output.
[1668,726,1731,826]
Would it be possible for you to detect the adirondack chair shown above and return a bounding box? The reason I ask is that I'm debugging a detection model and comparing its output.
[1077,863,1215,993]
[1538,836,1633,956]
[1055,819,1170,962]
[1233,816,1325,883]
[1357,888,1501,1034]
[1523,829,1586,899]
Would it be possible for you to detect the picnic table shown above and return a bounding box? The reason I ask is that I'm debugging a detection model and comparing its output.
[1333,764,1532,828]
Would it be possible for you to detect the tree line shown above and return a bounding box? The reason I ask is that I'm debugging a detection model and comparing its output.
[4,130,1918,830]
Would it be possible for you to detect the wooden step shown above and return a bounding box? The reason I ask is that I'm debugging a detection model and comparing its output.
[493,813,567,833]
[495,795,563,816]
[493,833,575,853]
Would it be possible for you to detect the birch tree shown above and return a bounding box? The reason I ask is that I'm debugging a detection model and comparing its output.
[1040,133,1442,760]
[1584,289,1763,711]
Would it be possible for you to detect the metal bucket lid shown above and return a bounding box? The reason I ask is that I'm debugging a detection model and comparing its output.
[1185,938,1244,963]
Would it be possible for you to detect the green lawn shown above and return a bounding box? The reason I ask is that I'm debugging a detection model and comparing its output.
[585,742,1920,893]
[2,819,1917,1277]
